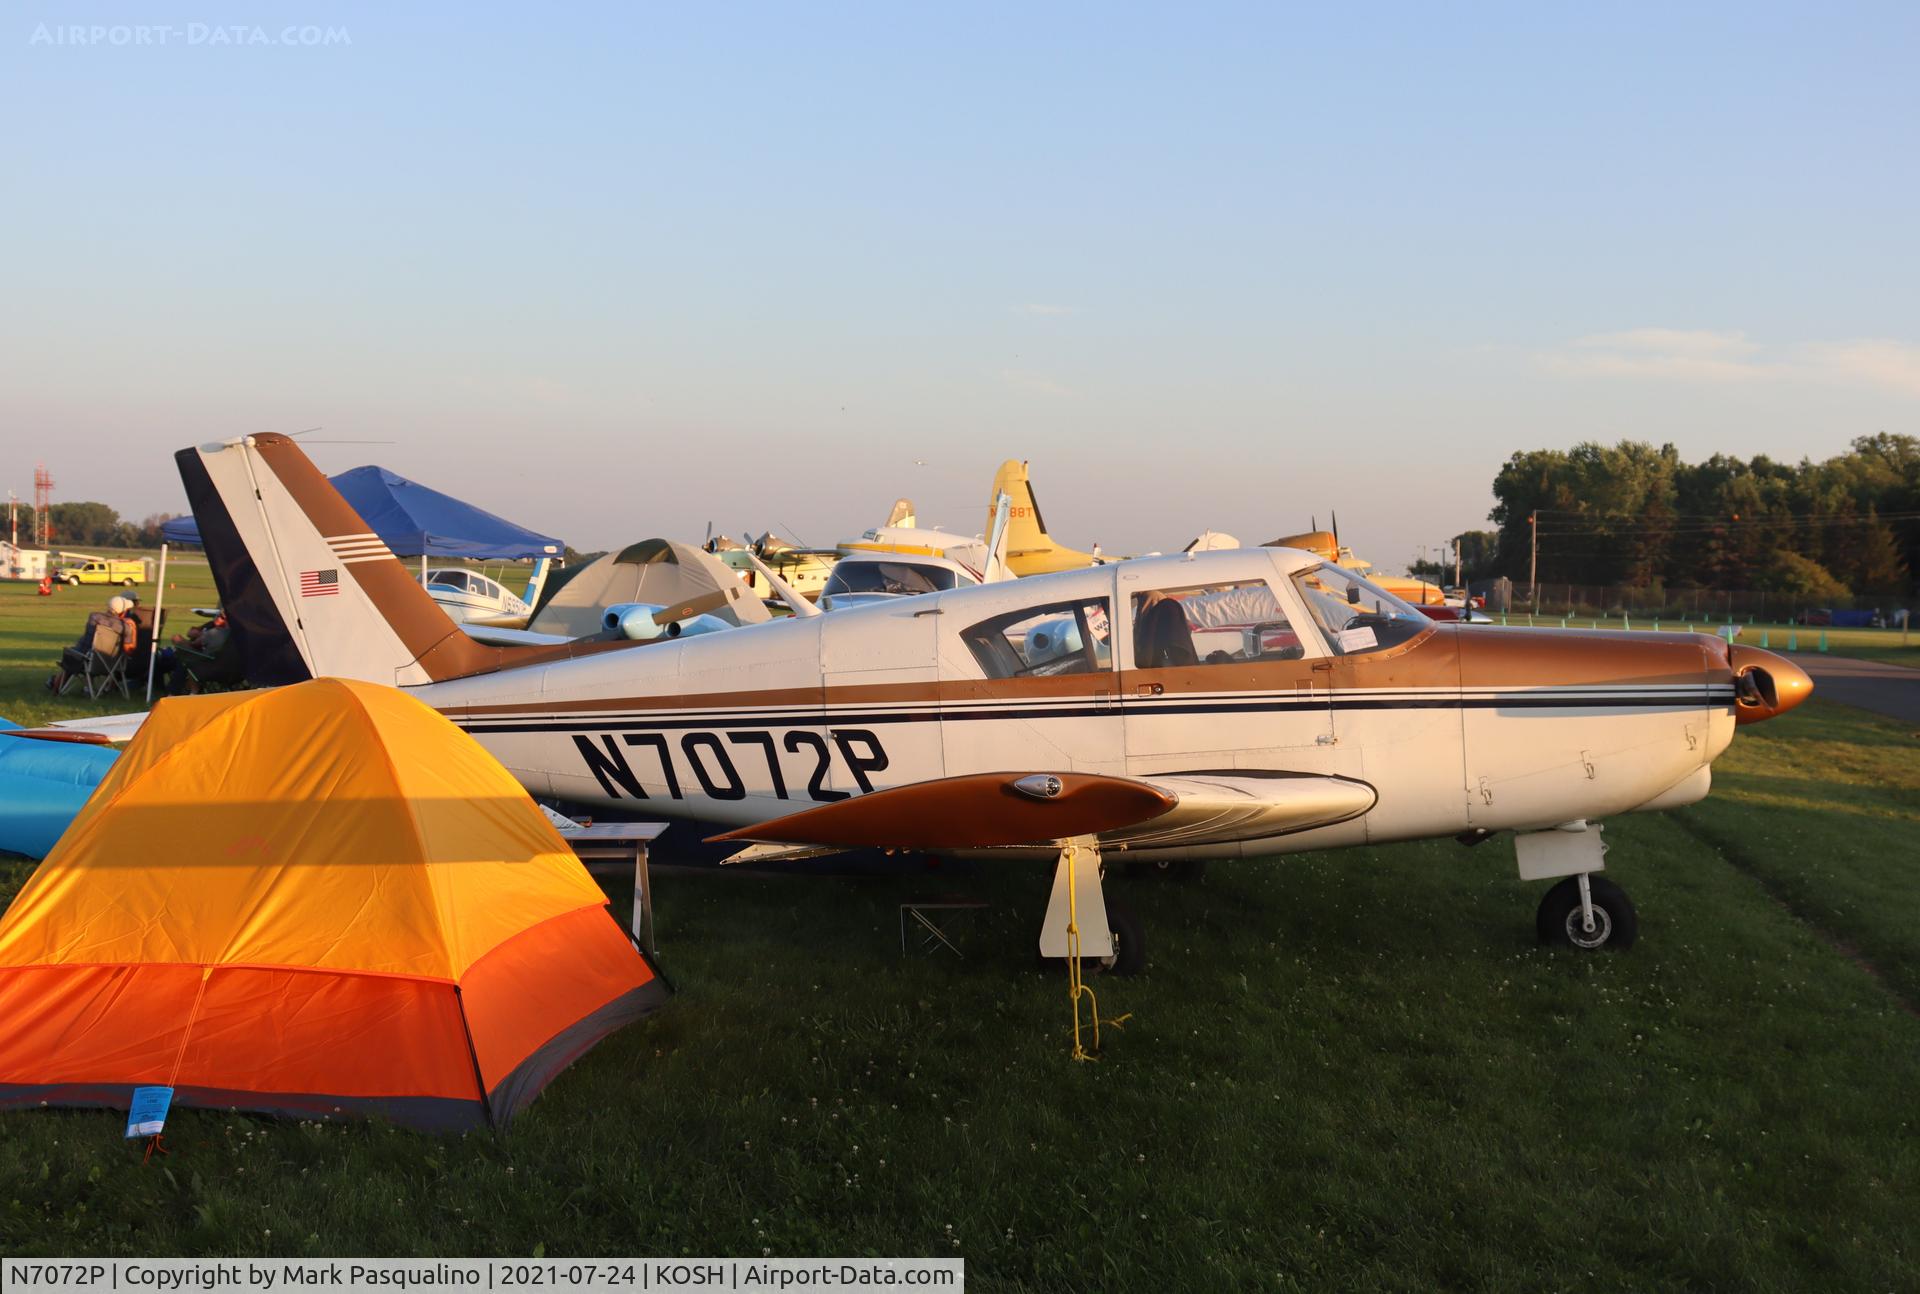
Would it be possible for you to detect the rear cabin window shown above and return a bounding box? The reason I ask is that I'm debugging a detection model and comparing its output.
[1131,581,1303,668]
[961,598,1113,678]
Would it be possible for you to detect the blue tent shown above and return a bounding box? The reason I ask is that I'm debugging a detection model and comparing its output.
[160,465,564,559]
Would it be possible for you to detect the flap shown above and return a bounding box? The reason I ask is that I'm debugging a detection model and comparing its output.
[708,772,1177,850]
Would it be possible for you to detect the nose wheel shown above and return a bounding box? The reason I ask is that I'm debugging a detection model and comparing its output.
[1536,874,1637,951]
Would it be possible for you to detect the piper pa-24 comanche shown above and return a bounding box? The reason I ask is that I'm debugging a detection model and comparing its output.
[175,434,1812,981]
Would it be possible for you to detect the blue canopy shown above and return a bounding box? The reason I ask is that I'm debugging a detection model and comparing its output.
[161,464,564,560]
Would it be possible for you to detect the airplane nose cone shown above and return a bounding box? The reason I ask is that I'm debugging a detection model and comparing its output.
[1727,644,1814,724]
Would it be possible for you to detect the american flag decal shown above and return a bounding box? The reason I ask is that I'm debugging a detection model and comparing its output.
[299,569,340,597]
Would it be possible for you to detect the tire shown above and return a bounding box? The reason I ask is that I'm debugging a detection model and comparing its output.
[65,576,79,586]
[1536,875,1637,951]
[1097,897,1147,976]
[121,578,135,587]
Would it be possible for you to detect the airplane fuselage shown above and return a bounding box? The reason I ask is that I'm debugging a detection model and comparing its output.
[418,549,1756,861]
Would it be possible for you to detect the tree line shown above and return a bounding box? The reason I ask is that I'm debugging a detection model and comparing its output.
[1464,434,1916,599]
[20,502,179,551]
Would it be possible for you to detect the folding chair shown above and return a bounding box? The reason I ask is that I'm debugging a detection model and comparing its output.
[80,621,131,699]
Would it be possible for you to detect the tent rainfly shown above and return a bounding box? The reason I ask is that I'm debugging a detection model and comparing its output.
[162,465,563,560]
[0,679,667,1132]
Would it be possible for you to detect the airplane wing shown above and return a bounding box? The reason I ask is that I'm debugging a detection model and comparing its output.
[708,769,1375,855]
[37,713,149,744]
[457,622,575,647]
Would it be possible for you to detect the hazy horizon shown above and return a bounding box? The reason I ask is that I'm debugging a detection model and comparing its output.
[3,3,1915,574]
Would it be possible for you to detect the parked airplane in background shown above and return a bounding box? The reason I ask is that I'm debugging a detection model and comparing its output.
[710,532,838,604]
[163,434,1813,996]
[424,565,539,624]
[819,493,1014,611]
[1264,518,1446,607]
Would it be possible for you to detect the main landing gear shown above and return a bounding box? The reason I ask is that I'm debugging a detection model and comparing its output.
[1038,840,1147,976]
[1515,821,1637,952]
[1037,838,1149,1059]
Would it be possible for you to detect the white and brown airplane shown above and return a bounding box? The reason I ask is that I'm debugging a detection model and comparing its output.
[173,434,1812,971]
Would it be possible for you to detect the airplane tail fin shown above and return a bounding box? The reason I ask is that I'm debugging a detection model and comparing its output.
[885,497,916,528]
[177,435,505,687]
[989,459,1102,576]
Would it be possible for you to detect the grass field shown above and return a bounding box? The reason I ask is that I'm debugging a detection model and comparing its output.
[2,569,1918,1287]
[0,562,222,727]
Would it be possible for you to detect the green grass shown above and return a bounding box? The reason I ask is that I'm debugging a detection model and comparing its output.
[2,700,1919,1287]
[1677,703,1920,1006]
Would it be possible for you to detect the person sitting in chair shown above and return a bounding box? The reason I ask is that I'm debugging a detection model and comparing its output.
[47,595,136,694]
[1133,592,1199,669]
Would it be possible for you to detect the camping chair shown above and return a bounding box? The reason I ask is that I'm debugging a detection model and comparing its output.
[78,620,131,700]
[181,629,246,693]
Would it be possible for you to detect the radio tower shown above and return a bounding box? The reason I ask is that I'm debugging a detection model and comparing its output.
[33,464,53,547]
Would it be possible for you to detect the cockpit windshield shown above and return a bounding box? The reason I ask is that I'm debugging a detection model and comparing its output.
[822,560,958,598]
[1289,563,1430,655]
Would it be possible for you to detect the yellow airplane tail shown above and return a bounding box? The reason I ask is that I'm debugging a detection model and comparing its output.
[1264,530,1338,561]
[989,460,1103,576]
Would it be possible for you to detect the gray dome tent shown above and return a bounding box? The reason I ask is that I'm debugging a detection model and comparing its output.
[529,539,771,640]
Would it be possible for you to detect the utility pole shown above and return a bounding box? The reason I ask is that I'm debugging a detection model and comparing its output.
[1528,511,1538,609]
[1454,535,1463,590]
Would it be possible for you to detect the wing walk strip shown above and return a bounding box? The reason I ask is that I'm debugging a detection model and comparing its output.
[452,686,1739,733]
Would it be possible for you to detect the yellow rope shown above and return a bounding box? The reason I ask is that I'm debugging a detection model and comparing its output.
[1065,842,1105,1061]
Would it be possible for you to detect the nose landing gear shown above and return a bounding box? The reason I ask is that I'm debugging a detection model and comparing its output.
[1536,873,1637,950]
[1515,821,1638,951]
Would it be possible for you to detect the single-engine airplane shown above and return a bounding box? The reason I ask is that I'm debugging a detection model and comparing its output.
[174,434,1812,975]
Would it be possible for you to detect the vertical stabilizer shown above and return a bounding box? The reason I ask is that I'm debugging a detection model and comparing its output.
[988,459,1103,576]
[178,435,507,686]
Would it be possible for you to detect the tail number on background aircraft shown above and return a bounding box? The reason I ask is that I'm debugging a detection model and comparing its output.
[571,729,889,802]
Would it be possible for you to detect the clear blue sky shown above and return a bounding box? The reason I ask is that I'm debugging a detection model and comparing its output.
[3,2,1915,569]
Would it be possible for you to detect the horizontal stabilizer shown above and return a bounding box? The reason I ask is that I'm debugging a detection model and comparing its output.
[709,771,1177,850]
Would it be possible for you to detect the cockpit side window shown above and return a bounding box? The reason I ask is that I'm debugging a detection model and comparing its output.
[1289,563,1430,655]
[1131,581,1304,667]
[961,598,1113,679]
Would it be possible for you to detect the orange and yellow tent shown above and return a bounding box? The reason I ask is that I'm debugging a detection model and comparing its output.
[0,678,667,1131]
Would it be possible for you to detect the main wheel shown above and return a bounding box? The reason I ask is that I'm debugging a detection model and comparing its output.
[1536,875,1637,951]
[1097,897,1147,976]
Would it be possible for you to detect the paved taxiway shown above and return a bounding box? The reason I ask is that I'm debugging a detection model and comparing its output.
[1798,655,1920,724]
